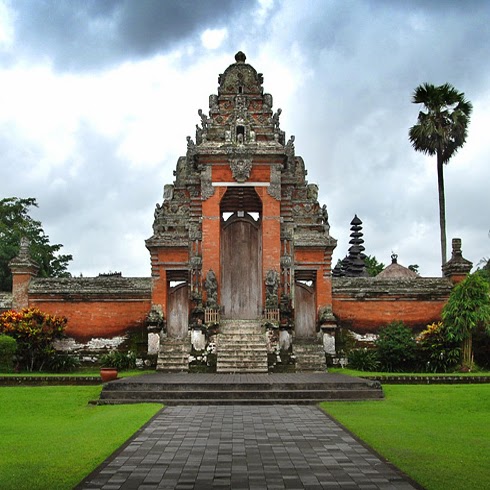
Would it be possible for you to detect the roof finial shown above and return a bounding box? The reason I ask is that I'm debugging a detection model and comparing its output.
[391,252,398,264]
[235,51,246,63]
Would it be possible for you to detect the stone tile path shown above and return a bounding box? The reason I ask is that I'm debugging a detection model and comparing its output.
[77,405,420,490]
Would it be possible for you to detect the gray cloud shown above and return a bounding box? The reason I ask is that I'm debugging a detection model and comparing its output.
[5,0,253,71]
[1,0,489,278]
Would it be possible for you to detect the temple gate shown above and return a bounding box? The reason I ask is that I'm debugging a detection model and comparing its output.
[145,52,337,371]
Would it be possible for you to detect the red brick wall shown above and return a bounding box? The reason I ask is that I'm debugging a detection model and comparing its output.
[202,187,225,303]
[332,298,445,333]
[255,185,281,274]
[332,277,453,333]
[28,298,151,340]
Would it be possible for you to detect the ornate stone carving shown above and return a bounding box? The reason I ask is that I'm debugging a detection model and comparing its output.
[190,256,202,269]
[268,164,281,200]
[209,94,219,114]
[265,269,280,309]
[201,166,215,200]
[189,223,202,241]
[230,158,253,183]
[204,270,218,309]
[163,184,174,201]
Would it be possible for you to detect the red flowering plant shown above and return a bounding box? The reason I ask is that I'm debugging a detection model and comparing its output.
[0,308,67,371]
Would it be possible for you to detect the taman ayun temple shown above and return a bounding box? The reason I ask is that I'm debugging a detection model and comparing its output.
[4,53,473,372]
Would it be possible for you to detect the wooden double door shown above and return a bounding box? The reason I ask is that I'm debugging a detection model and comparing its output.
[220,213,262,319]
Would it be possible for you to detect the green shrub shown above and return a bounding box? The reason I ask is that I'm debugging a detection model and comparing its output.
[99,350,136,370]
[46,352,81,373]
[376,321,417,372]
[335,328,357,356]
[417,322,461,372]
[0,335,17,372]
[347,348,380,371]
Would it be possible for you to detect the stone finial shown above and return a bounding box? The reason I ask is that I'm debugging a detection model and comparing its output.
[391,253,398,264]
[9,237,40,274]
[235,51,246,63]
[442,238,473,283]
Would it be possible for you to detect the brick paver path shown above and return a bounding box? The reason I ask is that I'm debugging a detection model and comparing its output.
[78,405,419,490]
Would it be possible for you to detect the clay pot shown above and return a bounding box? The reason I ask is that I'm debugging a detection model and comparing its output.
[100,368,118,382]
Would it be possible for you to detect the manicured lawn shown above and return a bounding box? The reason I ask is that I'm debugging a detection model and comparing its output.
[329,367,490,377]
[0,386,162,490]
[320,385,490,490]
[0,369,155,377]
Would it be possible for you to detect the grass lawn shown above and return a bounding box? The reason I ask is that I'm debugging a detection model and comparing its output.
[0,386,162,490]
[0,369,155,377]
[329,367,490,377]
[320,384,490,490]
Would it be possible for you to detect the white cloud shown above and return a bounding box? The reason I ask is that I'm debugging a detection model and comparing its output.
[201,28,228,50]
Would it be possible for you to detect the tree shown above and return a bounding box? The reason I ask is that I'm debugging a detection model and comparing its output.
[408,264,419,274]
[0,198,72,291]
[442,273,490,369]
[409,83,472,267]
[364,255,385,277]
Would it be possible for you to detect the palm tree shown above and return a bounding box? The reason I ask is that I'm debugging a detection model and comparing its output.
[409,83,472,267]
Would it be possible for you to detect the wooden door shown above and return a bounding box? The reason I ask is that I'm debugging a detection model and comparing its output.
[167,282,189,339]
[221,214,261,319]
[294,281,316,339]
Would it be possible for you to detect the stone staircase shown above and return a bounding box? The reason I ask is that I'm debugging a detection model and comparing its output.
[156,336,190,372]
[294,341,327,372]
[216,319,268,373]
[96,373,384,405]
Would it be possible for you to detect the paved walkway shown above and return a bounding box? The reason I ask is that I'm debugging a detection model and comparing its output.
[77,405,420,490]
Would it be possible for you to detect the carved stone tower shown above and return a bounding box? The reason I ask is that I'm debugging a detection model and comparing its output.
[146,52,336,347]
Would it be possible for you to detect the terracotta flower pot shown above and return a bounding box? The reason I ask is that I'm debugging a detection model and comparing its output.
[100,368,118,382]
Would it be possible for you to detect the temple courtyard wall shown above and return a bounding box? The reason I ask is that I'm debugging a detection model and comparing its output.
[2,274,454,356]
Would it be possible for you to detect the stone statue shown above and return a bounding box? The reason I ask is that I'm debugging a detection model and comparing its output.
[265,269,279,309]
[204,270,218,309]
[272,108,282,130]
[186,135,195,151]
[198,109,209,131]
[321,204,330,233]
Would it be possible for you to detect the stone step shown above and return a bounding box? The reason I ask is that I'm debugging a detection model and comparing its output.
[96,373,384,404]
[105,380,381,392]
[216,359,268,365]
[294,342,326,372]
[218,338,266,345]
[100,389,382,401]
[216,320,268,373]
[157,337,190,373]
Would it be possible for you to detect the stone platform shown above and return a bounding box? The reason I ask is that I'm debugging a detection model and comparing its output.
[96,372,383,405]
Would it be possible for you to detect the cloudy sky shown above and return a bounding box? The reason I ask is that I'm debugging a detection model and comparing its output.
[1,0,489,278]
